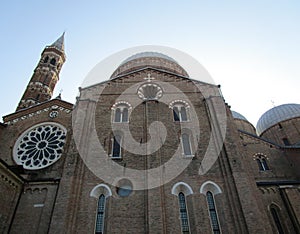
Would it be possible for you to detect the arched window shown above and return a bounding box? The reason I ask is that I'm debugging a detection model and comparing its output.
[44,56,49,63]
[254,154,269,171]
[50,58,56,65]
[181,133,192,156]
[270,205,284,234]
[95,194,106,234]
[171,182,193,233]
[206,192,221,234]
[200,181,222,234]
[178,192,190,233]
[169,100,189,122]
[112,102,131,123]
[114,107,128,122]
[112,134,122,158]
[90,184,112,234]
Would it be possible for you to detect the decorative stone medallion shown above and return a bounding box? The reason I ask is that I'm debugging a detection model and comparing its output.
[13,122,67,170]
[49,110,59,118]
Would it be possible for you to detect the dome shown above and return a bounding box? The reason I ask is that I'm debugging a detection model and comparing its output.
[121,52,177,65]
[231,110,248,121]
[110,51,189,78]
[256,103,300,135]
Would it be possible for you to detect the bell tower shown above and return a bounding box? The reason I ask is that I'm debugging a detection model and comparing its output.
[16,33,66,111]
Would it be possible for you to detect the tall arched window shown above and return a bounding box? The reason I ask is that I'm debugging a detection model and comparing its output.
[181,133,192,156]
[206,191,221,234]
[178,192,190,233]
[90,184,112,234]
[171,182,193,234]
[112,134,122,158]
[95,194,106,234]
[270,205,284,234]
[200,181,222,234]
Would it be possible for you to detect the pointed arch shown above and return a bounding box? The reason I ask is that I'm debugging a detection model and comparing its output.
[199,181,222,195]
[171,182,193,196]
[90,183,112,198]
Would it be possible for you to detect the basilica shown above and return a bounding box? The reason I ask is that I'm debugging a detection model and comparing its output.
[0,34,299,233]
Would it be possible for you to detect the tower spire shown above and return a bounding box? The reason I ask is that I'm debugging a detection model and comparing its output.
[50,31,65,52]
[16,33,66,111]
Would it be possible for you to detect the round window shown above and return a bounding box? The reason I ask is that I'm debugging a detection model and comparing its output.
[116,179,133,197]
[13,122,67,170]
[117,185,132,197]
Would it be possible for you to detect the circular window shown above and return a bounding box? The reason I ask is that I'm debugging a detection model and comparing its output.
[116,179,133,197]
[13,123,67,170]
[117,185,132,197]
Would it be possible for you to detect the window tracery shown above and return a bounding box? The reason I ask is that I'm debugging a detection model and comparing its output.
[13,123,67,170]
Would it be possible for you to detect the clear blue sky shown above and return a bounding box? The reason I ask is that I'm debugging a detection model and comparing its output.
[1,1,299,126]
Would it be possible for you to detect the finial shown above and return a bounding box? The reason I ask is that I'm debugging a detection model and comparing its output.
[55,89,63,100]
[271,100,276,107]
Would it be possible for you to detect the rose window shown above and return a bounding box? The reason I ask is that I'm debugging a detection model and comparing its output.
[13,123,67,170]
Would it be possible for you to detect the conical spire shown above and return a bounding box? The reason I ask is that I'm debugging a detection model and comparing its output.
[50,32,65,51]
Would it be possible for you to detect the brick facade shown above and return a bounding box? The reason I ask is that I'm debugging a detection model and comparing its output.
[0,39,299,233]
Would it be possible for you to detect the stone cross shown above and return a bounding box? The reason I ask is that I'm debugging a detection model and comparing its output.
[144,73,155,82]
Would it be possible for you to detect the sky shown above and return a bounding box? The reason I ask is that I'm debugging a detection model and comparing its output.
[0,1,299,127]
